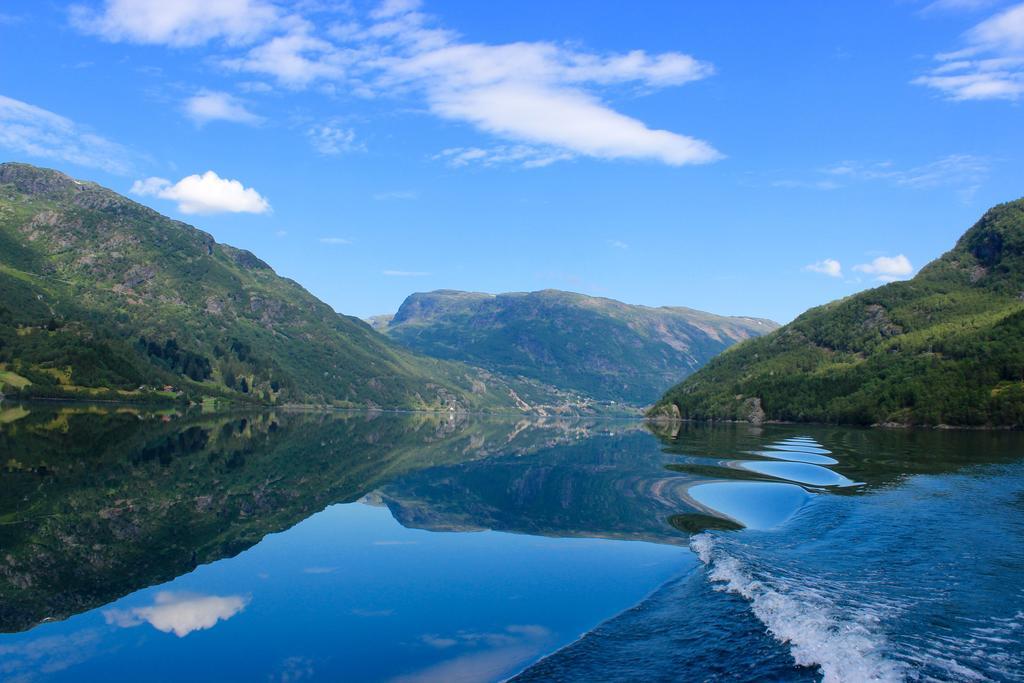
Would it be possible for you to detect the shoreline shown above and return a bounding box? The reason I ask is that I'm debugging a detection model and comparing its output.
[644,415,1024,432]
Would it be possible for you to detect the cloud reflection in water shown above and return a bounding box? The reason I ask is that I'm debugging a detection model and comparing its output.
[104,591,249,638]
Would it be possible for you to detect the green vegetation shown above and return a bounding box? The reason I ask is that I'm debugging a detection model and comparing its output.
[0,163,518,410]
[652,198,1024,427]
[380,289,777,405]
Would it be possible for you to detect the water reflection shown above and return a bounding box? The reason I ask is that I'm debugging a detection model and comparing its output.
[735,461,855,487]
[746,449,839,465]
[104,592,249,638]
[1,404,1023,681]
[394,625,553,683]
[686,481,813,530]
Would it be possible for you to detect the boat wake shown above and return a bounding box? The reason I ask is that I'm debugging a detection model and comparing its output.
[688,458,1024,683]
[691,533,905,683]
[516,435,1024,683]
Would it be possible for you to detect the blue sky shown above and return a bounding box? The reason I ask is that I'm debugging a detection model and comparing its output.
[1,0,1022,322]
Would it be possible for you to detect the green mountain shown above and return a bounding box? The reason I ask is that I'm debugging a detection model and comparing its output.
[377,289,777,405]
[0,162,518,410]
[652,198,1024,427]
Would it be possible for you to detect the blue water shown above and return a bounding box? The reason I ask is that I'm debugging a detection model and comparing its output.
[1,409,1023,681]
[518,437,1024,683]
[0,503,684,682]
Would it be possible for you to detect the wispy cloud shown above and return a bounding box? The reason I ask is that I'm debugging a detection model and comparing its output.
[222,19,348,88]
[376,23,721,167]
[382,269,430,276]
[826,154,988,199]
[307,123,362,155]
[433,145,574,169]
[914,2,1024,100]
[73,1,722,168]
[319,236,351,244]
[805,259,843,278]
[919,0,1000,15]
[131,171,271,214]
[372,190,418,200]
[71,0,279,47]
[184,90,262,126]
[771,179,841,191]
[774,154,988,200]
[607,239,629,249]
[237,80,273,93]
[853,254,914,282]
[0,94,134,174]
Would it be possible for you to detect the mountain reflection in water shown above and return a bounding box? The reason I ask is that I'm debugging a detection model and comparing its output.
[1,405,1022,682]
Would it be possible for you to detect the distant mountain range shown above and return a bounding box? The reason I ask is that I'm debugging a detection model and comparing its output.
[652,198,1024,427]
[0,163,767,414]
[0,163,522,410]
[374,289,778,405]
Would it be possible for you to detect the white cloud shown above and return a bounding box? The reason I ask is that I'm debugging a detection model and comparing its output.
[373,21,719,166]
[71,0,280,47]
[608,239,629,249]
[307,124,361,154]
[371,0,421,20]
[805,259,843,278]
[222,21,349,88]
[0,94,133,174]
[179,1,720,166]
[319,237,351,244]
[104,592,249,638]
[433,144,573,169]
[131,171,271,214]
[383,270,430,276]
[853,255,914,282]
[914,2,1024,100]
[422,82,718,166]
[184,90,262,126]
[967,2,1024,51]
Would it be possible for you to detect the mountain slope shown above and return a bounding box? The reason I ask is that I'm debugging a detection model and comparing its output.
[652,198,1024,427]
[0,162,515,410]
[378,289,778,405]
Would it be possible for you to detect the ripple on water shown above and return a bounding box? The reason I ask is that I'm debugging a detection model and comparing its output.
[776,437,822,446]
[746,449,840,466]
[765,443,834,456]
[686,481,814,530]
[734,460,857,488]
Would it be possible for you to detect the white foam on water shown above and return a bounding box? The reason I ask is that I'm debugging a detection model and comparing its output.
[690,534,906,683]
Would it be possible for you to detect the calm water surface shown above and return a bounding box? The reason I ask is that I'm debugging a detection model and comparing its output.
[0,406,1022,681]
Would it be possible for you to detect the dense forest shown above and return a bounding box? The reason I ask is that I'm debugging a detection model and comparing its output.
[652,198,1024,427]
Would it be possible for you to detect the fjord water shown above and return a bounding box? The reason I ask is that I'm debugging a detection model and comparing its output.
[1,408,1022,681]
